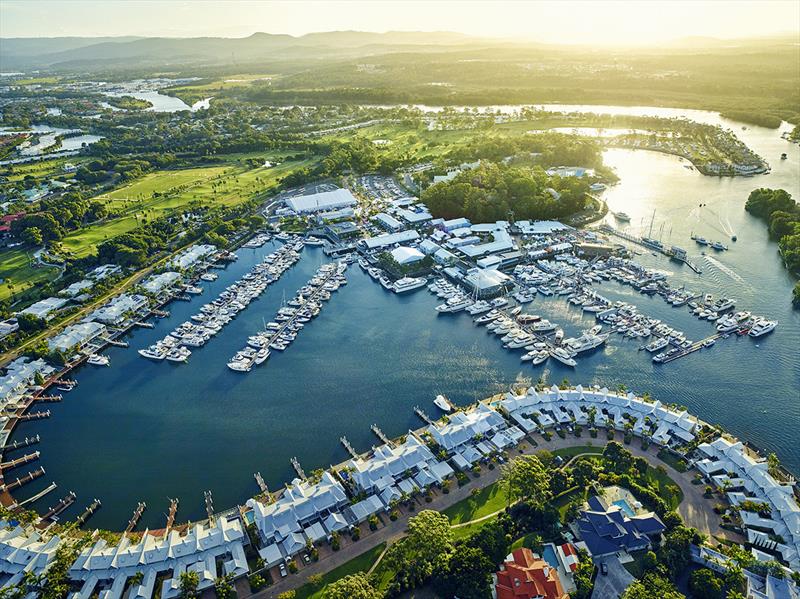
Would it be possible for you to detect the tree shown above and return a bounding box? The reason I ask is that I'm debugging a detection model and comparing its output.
[324,573,381,599]
[688,568,724,599]
[178,571,200,599]
[433,545,494,599]
[16,313,46,333]
[21,226,43,246]
[500,455,552,507]
[465,520,509,565]
[384,510,454,590]
[621,572,685,599]
[659,525,704,577]
[572,550,595,599]
[603,441,633,474]
[214,574,236,599]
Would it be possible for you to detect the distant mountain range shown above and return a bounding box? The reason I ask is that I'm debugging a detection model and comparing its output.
[0,31,486,70]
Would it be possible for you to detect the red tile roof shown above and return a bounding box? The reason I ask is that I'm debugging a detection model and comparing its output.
[495,548,569,599]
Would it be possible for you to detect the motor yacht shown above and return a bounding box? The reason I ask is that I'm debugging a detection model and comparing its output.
[254,347,270,365]
[86,354,110,366]
[549,347,577,367]
[644,337,669,352]
[435,296,472,313]
[166,347,191,363]
[531,351,550,365]
[748,319,777,337]
[393,277,427,293]
[304,236,325,246]
[613,211,631,222]
[138,345,166,361]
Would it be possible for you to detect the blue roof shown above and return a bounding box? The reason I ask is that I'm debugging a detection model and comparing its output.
[577,496,665,557]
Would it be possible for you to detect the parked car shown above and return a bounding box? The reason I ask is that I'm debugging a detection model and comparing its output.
[600,562,608,576]
[279,563,287,577]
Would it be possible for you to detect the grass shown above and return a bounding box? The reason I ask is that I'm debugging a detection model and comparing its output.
[443,481,508,525]
[550,444,603,459]
[2,155,88,182]
[166,74,276,103]
[553,486,587,520]
[657,449,689,472]
[59,158,316,257]
[14,77,59,85]
[0,248,59,303]
[293,542,386,599]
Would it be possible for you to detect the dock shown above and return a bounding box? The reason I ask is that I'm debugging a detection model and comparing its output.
[75,499,101,527]
[2,467,45,492]
[17,410,51,422]
[599,224,702,274]
[660,333,722,364]
[40,491,76,521]
[0,451,40,471]
[17,481,56,507]
[370,424,392,447]
[34,395,62,403]
[165,498,179,532]
[290,457,306,480]
[102,338,129,348]
[125,502,146,533]
[2,434,41,454]
[340,436,359,459]
[413,406,434,426]
[254,472,269,496]
[204,490,215,524]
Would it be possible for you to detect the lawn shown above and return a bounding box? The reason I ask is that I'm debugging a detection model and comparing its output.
[293,542,386,599]
[443,481,509,525]
[59,158,316,257]
[0,248,59,303]
[549,444,603,459]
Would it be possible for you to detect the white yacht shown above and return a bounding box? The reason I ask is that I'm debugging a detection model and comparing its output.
[227,359,252,372]
[166,347,191,363]
[304,236,325,246]
[532,320,557,332]
[435,296,472,313]
[393,277,427,293]
[138,345,166,361]
[549,347,577,367]
[531,351,550,365]
[466,300,493,315]
[86,354,110,366]
[644,337,669,352]
[200,272,218,282]
[565,332,608,353]
[434,395,452,412]
[613,211,631,222]
[254,347,270,365]
[748,319,777,337]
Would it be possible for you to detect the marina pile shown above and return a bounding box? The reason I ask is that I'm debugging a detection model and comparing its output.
[138,240,303,363]
[227,261,348,372]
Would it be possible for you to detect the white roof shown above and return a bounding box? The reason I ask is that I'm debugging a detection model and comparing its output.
[48,321,106,352]
[464,268,512,290]
[390,246,424,265]
[361,230,420,250]
[18,297,69,319]
[286,189,357,213]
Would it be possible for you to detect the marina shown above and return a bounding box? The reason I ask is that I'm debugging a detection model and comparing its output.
[0,108,797,532]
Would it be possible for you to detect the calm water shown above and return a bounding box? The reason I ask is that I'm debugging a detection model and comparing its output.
[104,91,211,113]
[9,107,800,530]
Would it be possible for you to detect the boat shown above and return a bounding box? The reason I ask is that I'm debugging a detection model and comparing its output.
[710,241,728,251]
[393,277,427,294]
[166,347,191,363]
[702,338,716,348]
[435,296,472,313]
[304,236,325,246]
[644,337,669,352]
[199,272,218,282]
[549,347,577,367]
[86,354,110,366]
[531,351,550,365]
[613,211,631,222]
[781,153,788,160]
[516,314,541,324]
[434,395,452,412]
[227,359,252,372]
[695,237,709,246]
[748,319,778,338]
[138,345,166,361]
[254,347,270,365]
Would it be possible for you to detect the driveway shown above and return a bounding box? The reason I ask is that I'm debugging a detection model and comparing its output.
[591,555,634,599]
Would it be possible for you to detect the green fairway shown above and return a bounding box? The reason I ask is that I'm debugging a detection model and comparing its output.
[293,542,386,599]
[0,248,59,303]
[444,480,508,525]
[60,158,315,257]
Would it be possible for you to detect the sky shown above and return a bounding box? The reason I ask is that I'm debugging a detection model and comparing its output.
[1,0,798,45]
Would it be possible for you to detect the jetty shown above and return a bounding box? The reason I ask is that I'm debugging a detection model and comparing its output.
[370,424,392,446]
[75,499,101,527]
[165,498,179,532]
[254,472,269,496]
[17,482,56,507]
[2,434,40,454]
[339,436,358,459]
[17,410,50,422]
[413,406,434,425]
[599,224,702,274]
[290,457,306,480]
[102,338,129,348]
[125,502,146,533]
[659,333,722,364]
[204,490,215,524]
[2,467,45,492]
[0,451,40,471]
[34,395,62,403]
[40,492,76,521]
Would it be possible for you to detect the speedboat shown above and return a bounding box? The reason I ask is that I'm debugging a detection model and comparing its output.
[138,345,166,361]
[433,395,452,412]
[748,319,778,337]
[613,211,631,222]
[695,237,709,246]
[227,359,251,372]
[531,351,550,365]
[166,347,191,363]
[86,354,110,366]
[710,241,728,251]
[254,347,270,365]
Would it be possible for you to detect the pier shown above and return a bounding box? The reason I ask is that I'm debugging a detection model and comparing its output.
[0,451,40,471]
[75,499,101,527]
[254,472,269,496]
[598,224,702,274]
[102,338,129,348]
[370,424,392,447]
[659,333,722,364]
[34,395,62,403]
[204,490,215,524]
[40,491,76,521]
[17,482,56,507]
[16,410,51,422]
[165,498,179,532]
[2,467,45,492]
[290,457,306,480]
[339,436,359,459]
[413,406,434,425]
[125,502,146,533]
[2,434,40,454]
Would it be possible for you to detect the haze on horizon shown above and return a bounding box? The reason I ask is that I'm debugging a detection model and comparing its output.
[1,0,798,46]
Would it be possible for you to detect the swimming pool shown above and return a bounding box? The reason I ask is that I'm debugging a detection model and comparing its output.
[613,499,636,517]
[542,544,559,567]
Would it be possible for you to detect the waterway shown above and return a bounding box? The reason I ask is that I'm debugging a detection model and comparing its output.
[8,106,800,530]
[104,91,212,113]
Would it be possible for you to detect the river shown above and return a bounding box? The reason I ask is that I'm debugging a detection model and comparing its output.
[8,105,799,530]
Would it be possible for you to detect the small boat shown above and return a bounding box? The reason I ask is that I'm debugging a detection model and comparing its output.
[702,338,716,348]
[434,395,452,412]
[613,211,631,222]
[304,236,325,246]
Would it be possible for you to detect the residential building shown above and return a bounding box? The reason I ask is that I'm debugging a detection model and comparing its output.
[142,272,181,294]
[575,495,664,557]
[374,212,404,232]
[88,294,148,325]
[17,297,69,321]
[48,321,106,353]
[494,548,568,599]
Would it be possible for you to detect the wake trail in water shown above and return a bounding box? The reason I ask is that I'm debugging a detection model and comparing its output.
[703,255,751,288]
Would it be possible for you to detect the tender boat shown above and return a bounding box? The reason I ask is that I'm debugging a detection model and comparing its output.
[434,395,452,412]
